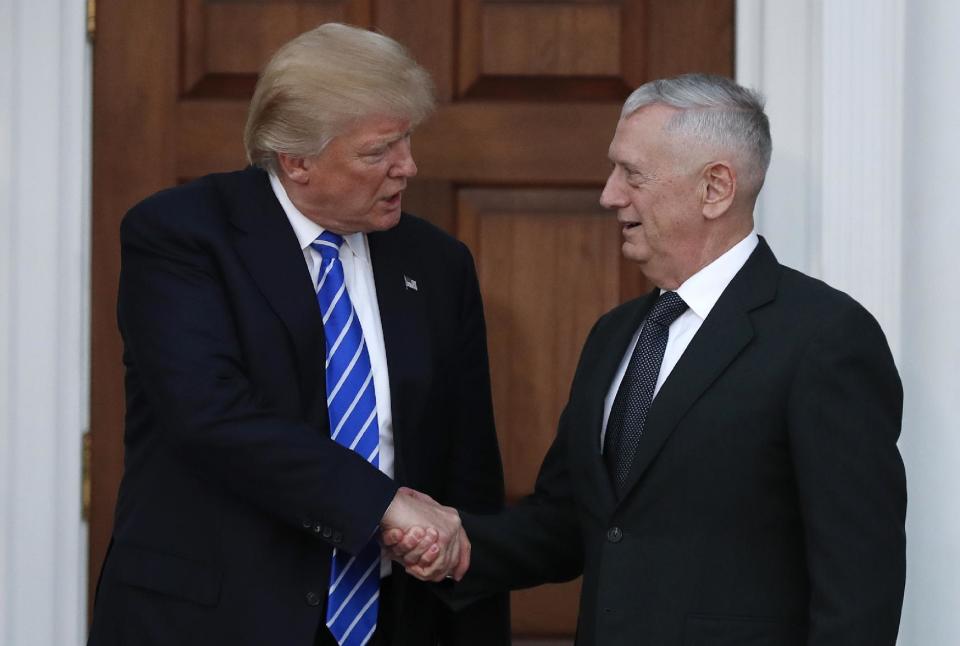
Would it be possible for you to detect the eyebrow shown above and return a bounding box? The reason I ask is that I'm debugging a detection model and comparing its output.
[358,129,412,154]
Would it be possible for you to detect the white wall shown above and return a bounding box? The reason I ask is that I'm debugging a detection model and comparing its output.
[739,1,960,644]
[0,1,91,645]
[899,1,960,643]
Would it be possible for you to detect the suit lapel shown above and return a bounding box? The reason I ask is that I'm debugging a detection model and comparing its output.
[617,239,780,501]
[578,290,659,512]
[217,168,327,423]
[368,220,430,483]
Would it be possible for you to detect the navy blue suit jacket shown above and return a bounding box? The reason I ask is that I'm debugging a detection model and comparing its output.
[88,167,508,645]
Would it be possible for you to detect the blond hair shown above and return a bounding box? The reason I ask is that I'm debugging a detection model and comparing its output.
[244,23,436,172]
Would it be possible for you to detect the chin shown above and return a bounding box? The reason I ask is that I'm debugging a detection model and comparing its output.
[373,209,402,232]
[621,240,649,265]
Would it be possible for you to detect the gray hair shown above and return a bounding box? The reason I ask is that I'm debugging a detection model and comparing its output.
[622,73,772,196]
[244,23,436,172]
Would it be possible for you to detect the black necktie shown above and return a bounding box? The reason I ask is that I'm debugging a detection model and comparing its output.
[604,291,688,493]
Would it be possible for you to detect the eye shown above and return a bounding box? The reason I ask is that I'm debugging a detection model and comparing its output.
[624,166,652,187]
[358,147,388,165]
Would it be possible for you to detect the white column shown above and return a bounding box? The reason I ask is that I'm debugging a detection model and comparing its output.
[736,0,822,276]
[899,1,960,643]
[818,0,904,357]
[0,1,91,645]
[737,0,904,355]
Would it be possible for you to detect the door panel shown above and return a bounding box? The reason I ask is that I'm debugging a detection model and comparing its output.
[91,0,734,639]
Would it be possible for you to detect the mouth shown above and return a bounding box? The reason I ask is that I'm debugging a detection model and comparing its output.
[620,221,641,231]
[381,190,403,209]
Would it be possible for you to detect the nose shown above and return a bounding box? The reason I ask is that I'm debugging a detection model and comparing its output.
[390,138,418,179]
[599,168,626,210]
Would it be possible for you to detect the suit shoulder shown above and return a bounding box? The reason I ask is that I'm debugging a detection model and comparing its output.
[767,265,892,355]
[121,170,248,241]
[776,265,871,320]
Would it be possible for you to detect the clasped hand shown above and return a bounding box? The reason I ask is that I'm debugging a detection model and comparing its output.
[380,487,470,582]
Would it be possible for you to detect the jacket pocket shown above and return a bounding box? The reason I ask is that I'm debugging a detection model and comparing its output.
[684,613,804,646]
[110,541,222,606]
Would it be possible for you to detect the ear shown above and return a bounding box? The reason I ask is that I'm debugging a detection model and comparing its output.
[700,161,736,220]
[275,152,311,185]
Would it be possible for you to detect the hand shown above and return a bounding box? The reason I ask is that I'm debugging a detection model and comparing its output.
[380,487,470,581]
[383,522,471,582]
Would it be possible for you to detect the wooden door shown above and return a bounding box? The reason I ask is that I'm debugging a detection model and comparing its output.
[90,1,733,640]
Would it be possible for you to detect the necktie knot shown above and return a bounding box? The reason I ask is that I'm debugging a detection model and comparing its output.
[648,291,688,327]
[310,231,344,260]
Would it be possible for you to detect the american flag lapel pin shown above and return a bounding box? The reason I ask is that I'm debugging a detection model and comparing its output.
[403,275,418,291]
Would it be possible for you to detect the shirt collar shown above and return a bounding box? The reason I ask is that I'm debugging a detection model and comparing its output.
[671,230,759,320]
[268,171,369,262]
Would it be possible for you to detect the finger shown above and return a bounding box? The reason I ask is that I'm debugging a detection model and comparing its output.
[419,532,459,580]
[411,528,440,565]
[397,526,426,555]
[415,532,442,567]
[402,528,439,566]
[381,528,404,547]
[385,529,418,561]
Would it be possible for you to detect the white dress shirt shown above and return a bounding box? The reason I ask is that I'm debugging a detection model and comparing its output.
[269,173,395,574]
[600,231,759,449]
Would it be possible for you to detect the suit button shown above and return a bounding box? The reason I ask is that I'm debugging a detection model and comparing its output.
[606,526,623,543]
[332,531,343,544]
[305,591,322,607]
[322,526,333,539]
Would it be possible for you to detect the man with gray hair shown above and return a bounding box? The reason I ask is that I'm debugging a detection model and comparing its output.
[87,23,508,646]
[388,73,906,645]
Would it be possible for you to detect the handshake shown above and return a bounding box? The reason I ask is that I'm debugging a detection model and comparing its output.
[379,487,470,582]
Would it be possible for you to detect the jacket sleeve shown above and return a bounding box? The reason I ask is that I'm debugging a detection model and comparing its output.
[786,301,907,645]
[118,201,398,555]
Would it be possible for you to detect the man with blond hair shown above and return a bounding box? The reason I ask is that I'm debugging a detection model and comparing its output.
[87,24,508,646]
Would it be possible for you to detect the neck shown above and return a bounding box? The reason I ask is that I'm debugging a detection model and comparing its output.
[651,220,754,290]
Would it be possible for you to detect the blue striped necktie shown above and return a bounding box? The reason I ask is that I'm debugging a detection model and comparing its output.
[311,231,381,646]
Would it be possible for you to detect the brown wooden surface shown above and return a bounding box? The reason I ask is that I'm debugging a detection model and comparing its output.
[91,0,734,638]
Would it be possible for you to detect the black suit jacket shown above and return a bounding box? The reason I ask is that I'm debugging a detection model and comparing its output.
[88,167,509,646]
[458,239,906,646]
